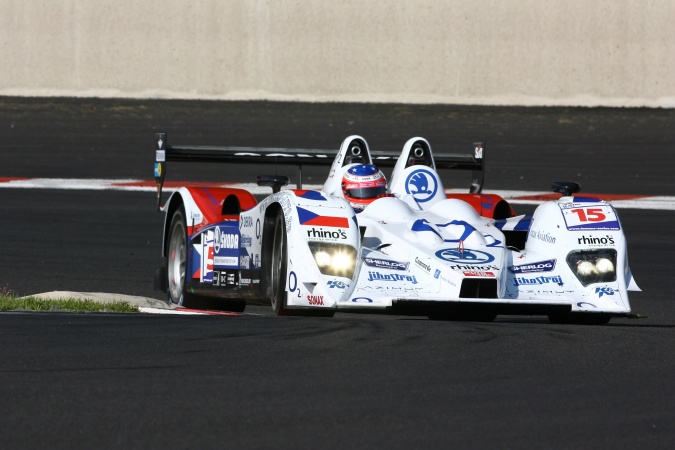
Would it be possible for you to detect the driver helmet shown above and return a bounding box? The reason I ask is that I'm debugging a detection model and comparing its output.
[341,164,388,212]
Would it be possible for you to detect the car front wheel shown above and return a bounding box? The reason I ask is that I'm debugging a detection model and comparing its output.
[269,212,289,315]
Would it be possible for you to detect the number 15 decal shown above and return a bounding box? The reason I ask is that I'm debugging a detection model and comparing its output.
[570,208,606,222]
[560,204,621,231]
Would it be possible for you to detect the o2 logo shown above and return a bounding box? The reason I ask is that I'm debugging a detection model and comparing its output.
[405,169,438,203]
[435,248,495,264]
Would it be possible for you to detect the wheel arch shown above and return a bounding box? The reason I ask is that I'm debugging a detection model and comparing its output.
[161,191,191,257]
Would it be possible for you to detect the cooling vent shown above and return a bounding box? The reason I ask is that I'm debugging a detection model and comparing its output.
[459,279,498,299]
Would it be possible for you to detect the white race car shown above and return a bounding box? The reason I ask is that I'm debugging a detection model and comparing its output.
[153,133,639,324]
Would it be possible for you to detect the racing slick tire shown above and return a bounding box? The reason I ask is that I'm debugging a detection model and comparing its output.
[167,208,189,306]
[166,208,246,312]
[269,211,290,315]
[548,313,611,325]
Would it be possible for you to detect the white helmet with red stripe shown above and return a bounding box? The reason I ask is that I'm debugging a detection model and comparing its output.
[341,164,387,212]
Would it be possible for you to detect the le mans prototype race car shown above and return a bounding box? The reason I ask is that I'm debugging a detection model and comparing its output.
[152,133,639,324]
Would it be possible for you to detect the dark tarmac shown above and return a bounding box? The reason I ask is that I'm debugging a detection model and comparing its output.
[0,98,673,449]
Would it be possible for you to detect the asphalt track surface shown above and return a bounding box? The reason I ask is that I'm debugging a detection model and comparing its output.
[1,98,674,449]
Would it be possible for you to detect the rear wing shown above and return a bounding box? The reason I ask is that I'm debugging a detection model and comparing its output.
[153,132,485,210]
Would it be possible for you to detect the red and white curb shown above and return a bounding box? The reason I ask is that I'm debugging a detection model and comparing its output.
[139,306,242,316]
[1,177,673,210]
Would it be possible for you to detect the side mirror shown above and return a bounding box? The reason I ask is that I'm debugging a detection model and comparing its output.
[552,181,581,197]
[257,175,290,193]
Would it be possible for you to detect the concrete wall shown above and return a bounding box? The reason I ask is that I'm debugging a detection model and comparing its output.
[1,0,674,107]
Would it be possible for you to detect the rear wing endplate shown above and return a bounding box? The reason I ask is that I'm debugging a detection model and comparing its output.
[153,133,485,210]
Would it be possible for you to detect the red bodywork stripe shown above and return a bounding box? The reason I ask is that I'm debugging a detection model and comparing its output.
[302,216,350,228]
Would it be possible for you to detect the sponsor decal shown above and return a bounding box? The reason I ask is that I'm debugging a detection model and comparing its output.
[439,275,457,287]
[258,193,293,231]
[351,297,374,303]
[595,286,618,298]
[449,264,500,271]
[240,278,252,285]
[288,271,297,293]
[240,255,250,269]
[213,270,237,287]
[240,236,252,247]
[367,271,418,284]
[214,227,239,253]
[327,280,348,289]
[475,143,483,159]
[306,227,348,240]
[435,248,495,264]
[358,285,425,293]
[239,216,253,229]
[308,295,324,305]
[577,235,615,247]
[405,168,438,203]
[463,271,496,278]
[450,264,499,271]
[529,229,556,244]
[414,257,432,273]
[514,275,564,286]
[434,269,441,279]
[363,258,408,271]
[297,206,349,228]
[507,289,576,297]
[509,259,557,274]
[214,256,238,267]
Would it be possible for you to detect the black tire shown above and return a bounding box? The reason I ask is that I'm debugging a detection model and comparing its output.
[269,212,289,315]
[167,208,188,305]
[548,313,611,325]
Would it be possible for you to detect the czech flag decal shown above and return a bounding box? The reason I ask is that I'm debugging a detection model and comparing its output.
[297,206,349,228]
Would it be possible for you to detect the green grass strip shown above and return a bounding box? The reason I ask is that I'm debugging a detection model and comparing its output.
[0,295,139,313]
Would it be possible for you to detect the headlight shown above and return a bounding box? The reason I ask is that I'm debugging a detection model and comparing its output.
[566,249,617,286]
[308,243,358,278]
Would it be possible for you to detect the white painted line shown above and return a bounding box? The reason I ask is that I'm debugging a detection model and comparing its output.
[139,307,208,315]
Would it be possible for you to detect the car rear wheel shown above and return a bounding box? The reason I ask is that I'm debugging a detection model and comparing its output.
[167,209,188,305]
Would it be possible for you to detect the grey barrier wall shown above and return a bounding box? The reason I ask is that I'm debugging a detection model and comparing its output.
[1,0,673,107]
